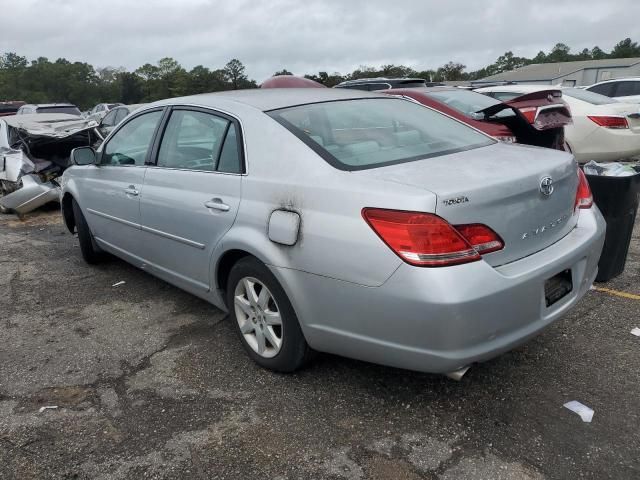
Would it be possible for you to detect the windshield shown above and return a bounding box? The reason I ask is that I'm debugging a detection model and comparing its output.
[425,89,515,118]
[562,88,617,105]
[36,106,82,116]
[269,98,494,170]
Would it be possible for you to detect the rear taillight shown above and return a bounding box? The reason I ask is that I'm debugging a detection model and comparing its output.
[362,208,504,267]
[587,115,628,129]
[575,169,593,210]
[454,224,504,254]
[518,107,538,124]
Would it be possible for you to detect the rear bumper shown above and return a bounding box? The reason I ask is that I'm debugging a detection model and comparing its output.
[272,207,606,374]
[572,128,640,163]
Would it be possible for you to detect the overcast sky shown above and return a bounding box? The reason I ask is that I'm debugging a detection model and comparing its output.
[2,0,639,81]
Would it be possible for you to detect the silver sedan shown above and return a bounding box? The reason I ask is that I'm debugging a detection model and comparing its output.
[61,88,605,377]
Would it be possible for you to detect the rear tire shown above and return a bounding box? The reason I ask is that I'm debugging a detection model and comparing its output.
[227,256,312,372]
[72,198,103,264]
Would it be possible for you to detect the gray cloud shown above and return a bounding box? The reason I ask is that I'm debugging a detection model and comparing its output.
[2,0,639,81]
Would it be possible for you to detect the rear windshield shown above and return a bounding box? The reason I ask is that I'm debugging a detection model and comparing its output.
[269,98,494,170]
[36,106,82,115]
[561,88,617,105]
[425,89,514,118]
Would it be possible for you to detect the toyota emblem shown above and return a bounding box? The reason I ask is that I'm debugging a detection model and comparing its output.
[540,176,554,196]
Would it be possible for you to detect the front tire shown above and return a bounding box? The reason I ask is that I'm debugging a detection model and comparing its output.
[72,199,103,264]
[227,257,311,372]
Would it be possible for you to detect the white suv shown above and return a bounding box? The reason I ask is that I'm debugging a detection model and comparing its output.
[585,78,640,103]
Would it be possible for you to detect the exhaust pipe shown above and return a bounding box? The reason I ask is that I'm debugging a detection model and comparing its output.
[445,366,470,381]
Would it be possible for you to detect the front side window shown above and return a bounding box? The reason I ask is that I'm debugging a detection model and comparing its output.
[115,108,129,124]
[157,109,240,172]
[101,110,163,166]
[101,110,118,127]
[269,98,493,170]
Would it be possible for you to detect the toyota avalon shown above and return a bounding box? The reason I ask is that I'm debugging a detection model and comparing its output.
[61,89,605,378]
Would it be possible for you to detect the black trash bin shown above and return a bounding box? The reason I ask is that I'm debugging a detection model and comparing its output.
[585,170,640,282]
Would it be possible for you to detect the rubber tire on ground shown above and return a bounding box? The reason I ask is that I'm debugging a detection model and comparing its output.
[227,256,312,372]
[72,198,103,264]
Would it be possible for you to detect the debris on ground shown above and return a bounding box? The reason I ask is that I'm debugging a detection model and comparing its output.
[112,281,126,287]
[631,327,640,337]
[38,405,59,413]
[563,401,594,423]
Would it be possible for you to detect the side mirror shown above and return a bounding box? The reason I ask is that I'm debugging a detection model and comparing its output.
[71,146,97,166]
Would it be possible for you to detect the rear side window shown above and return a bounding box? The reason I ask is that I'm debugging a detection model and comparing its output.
[102,110,163,166]
[615,81,640,97]
[587,82,616,97]
[156,109,242,173]
[562,88,616,105]
[269,98,493,171]
[487,91,521,102]
[425,89,514,118]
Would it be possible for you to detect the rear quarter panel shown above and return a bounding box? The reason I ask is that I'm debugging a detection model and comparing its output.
[218,107,438,287]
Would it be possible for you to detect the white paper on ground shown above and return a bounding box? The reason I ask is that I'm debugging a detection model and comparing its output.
[112,281,126,287]
[631,327,640,337]
[563,401,594,423]
[38,405,58,413]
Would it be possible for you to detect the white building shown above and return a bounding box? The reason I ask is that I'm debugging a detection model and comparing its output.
[474,58,640,87]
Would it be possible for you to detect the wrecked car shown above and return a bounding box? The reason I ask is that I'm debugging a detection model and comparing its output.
[386,87,571,151]
[0,113,98,214]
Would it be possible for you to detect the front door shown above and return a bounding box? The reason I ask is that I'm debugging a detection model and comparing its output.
[139,107,244,292]
[80,109,164,257]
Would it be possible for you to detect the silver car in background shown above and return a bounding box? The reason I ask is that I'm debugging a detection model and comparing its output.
[61,89,605,377]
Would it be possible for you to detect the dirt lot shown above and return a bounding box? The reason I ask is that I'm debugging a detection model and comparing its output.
[1,207,639,480]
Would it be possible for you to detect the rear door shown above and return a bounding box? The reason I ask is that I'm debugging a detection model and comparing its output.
[611,80,640,103]
[78,108,164,256]
[139,107,243,292]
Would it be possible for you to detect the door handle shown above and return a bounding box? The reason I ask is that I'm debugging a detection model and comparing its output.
[124,185,139,196]
[204,198,230,212]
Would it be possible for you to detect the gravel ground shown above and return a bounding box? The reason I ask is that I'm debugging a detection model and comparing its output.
[0,207,638,479]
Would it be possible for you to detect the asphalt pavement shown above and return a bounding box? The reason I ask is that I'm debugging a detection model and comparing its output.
[1,207,638,479]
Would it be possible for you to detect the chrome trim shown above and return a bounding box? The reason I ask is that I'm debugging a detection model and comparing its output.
[140,224,206,250]
[87,208,139,229]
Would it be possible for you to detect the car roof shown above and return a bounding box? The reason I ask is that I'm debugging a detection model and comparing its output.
[150,88,389,112]
[475,85,550,92]
[23,103,78,108]
[590,77,640,85]
[338,77,426,85]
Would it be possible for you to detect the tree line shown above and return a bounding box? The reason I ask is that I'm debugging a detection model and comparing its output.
[1,38,638,110]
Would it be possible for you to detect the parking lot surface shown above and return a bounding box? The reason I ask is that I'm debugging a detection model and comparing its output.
[1,208,639,479]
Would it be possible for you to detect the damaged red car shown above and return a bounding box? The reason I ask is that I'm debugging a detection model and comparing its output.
[386,87,571,150]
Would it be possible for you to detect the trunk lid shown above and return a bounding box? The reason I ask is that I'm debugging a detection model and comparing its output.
[356,143,579,267]
[503,90,572,131]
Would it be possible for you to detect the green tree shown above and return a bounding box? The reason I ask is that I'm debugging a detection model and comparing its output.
[610,38,640,58]
[224,59,248,89]
[590,46,606,60]
[546,43,572,62]
[274,69,293,76]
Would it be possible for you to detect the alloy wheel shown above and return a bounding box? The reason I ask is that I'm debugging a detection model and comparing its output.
[234,277,283,358]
